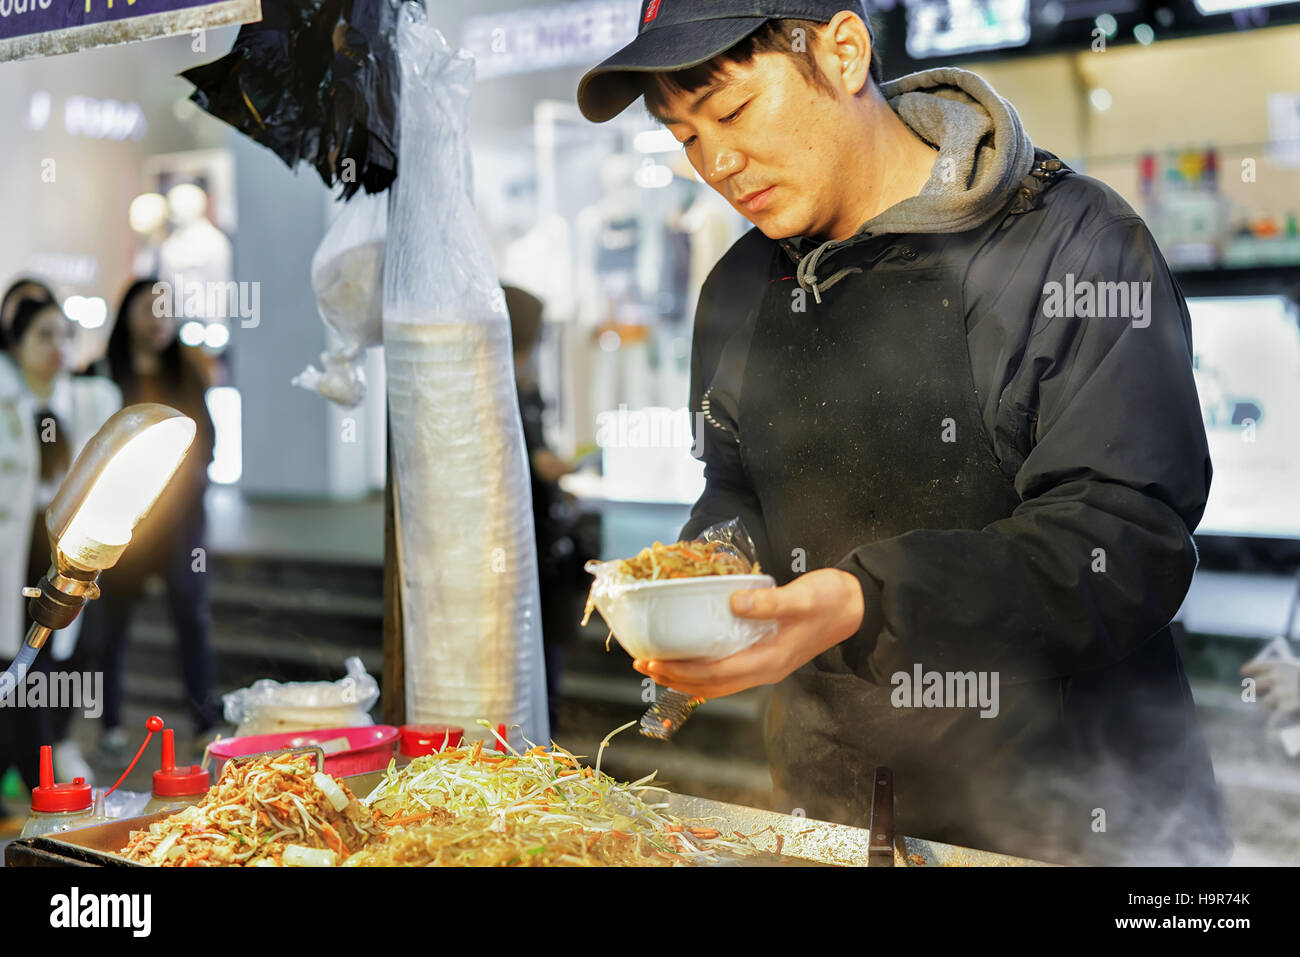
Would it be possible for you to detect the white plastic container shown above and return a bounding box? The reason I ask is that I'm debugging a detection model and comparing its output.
[588,573,778,662]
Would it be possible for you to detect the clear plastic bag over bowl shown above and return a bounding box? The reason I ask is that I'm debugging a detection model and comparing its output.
[584,518,778,662]
[222,656,379,736]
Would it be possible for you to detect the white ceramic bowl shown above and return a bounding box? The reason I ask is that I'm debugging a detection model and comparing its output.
[589,573,777,662]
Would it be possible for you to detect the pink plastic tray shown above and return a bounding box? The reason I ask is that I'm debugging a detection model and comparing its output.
[207,725,399,777]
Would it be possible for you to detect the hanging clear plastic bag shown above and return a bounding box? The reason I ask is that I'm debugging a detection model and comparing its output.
[293,191,387,407]
[582,517,777,663]
[221,656,380,735]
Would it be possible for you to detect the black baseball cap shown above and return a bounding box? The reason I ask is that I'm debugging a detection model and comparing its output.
[577,1,870,123]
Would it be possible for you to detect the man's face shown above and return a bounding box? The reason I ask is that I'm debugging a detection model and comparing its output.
[656,51,856,242]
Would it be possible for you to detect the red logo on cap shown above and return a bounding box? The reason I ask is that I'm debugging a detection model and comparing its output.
[644,0,661,23]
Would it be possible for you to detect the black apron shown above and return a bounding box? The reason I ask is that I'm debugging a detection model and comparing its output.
[724,167,1165,863]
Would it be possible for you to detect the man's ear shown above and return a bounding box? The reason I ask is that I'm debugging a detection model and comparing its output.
[823,10,872,97]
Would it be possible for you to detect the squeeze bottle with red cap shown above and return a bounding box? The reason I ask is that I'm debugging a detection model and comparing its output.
[20,745,94,838]
[143,729,211,814]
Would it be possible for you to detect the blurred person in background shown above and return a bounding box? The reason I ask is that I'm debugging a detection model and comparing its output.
[0,285,121,810]
[504,285,588,732]
[1,278,56,331]
[86,278,219,762]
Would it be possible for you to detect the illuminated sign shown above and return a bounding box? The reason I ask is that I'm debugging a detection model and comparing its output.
[26,251,98,284]
[462,0,640,80]
[1193,0,1297,13]
[24,90,147,139]
[0,0,260,63]
[905,0,1031,58]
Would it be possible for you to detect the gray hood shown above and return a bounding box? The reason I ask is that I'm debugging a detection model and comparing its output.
[784,67,1036,296]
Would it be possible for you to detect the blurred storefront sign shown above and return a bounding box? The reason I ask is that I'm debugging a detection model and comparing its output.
[905,0,1030,58]
[1194,0,1297,12]
[1269,91,1300,169]
[25,251,99,285]
[0,0,260,63]
[24,89,149,139]
[462,0,638,80]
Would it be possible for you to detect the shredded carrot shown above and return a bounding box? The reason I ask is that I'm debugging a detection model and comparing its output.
[321,824,350,858]
[384,811,437,828]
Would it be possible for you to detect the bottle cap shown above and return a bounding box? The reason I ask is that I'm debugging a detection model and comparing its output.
[152,729,211,797]
[29,745,93,813]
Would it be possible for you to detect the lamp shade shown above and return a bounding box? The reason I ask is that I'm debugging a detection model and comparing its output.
[45,403,196,572]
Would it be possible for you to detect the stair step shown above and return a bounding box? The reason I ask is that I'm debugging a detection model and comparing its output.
[132,580,382,622]
[559,671,763,721]
[209,552,383,584]
[126,619,381,677]
[210,581,383,620]
[121,672,187,710]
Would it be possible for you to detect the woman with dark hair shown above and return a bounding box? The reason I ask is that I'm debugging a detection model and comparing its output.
[89,278,219,760]
[0,277,56,344]
[0,291,120,810]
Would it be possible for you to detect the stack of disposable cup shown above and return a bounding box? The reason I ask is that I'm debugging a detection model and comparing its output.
[381,6,549,748]
[384,315,549,747]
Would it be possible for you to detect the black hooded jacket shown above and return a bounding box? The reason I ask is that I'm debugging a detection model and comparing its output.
[680,68,1231,865]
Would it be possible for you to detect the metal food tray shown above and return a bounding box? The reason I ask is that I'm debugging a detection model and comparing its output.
[25,769,1048,867]
[659,790,1048,867]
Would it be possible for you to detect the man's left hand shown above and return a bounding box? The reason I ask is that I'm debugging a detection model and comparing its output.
[632,568,866,699]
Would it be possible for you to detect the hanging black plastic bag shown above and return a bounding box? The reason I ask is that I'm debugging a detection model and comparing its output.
[180,0,406,198]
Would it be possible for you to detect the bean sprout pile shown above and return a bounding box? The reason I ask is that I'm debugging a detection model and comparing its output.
[351,724,760,866]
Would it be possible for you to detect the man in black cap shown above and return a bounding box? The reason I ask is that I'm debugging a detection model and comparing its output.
[578,3,1232,865]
